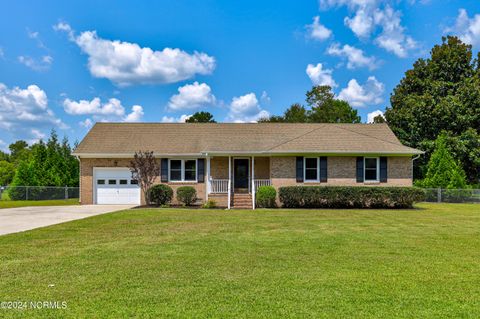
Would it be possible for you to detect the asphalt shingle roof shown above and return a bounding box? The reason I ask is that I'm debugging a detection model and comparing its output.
[73,123,423,156]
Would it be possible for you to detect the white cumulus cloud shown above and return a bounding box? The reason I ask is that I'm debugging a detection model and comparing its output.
[54,22,215,86]
[320,1,417,57]
[306,63,337,87]
[345,8,375,38]
[338,76,384,107]
[167,82,216,111]
[306,16,332,41]
[124,105,144,122]
[0,83,66,141]
[445,9,480,47]
[161,114,192,123]
[327,43,378,69]
[367,109,385,123]
[63,97,144,124]
[373,6,417,58]
[226,93,269,123]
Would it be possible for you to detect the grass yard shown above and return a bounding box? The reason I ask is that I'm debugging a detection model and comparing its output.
[0,199,79,209]
[0,203,479,318]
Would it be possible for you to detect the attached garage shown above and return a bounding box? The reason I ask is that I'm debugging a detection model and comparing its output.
[93,168,140,205]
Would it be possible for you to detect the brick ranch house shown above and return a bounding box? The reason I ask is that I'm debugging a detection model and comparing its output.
[73,123,423,209]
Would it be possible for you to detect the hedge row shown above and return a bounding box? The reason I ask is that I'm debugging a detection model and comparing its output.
[278,186,425,209]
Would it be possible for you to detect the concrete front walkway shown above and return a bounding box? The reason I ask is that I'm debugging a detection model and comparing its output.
[0,205,134,236]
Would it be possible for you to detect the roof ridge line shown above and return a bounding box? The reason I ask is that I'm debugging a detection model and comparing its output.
[265,124,327,151]
[333,125,409,149]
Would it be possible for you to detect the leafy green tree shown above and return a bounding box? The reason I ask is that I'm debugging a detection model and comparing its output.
[0,161,15,185]
[261,86,360,124]
[0,151,9,162]
[385,36,480,183]
[283,103,309,122]
[419,133,468,189]
[373,114,386,123]
[306,86,361,123]
[8,140,30,164]
[259,103,308,123]
[185,111,216,123]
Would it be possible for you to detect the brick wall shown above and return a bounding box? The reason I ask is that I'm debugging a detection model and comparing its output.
[80,158,206,205]
[81,156,412,205]
[270,156,412,188]
[210,157,228,179]
[208,194,229,207]
[210,156,270,180]
[253,157,270,179]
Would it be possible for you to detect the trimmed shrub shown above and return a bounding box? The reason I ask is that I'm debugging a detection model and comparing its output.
[148,184,173,206]
[256,186,277,208]
[202,199,217,208]
[176,186,197,206]
[278,186,425,209]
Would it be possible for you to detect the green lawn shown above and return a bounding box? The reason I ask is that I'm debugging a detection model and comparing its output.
[0,199,79,209]
[0,203,479,318]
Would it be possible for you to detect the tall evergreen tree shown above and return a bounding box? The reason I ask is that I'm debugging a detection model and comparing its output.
[419,133,468,189]
[10,130,79,188]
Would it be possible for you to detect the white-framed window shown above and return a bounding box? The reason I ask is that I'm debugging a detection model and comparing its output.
[364,157,379,182]
[304,157,319,182]
[169,159,197,182]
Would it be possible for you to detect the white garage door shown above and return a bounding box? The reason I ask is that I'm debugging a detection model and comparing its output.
[94,168,140,205]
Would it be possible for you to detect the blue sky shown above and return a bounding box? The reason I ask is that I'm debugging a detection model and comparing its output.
[0,0,479,149]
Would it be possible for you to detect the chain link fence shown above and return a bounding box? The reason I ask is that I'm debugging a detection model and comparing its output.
[0,186,79,201]
[1,186,478,204]
[423,188,480,203]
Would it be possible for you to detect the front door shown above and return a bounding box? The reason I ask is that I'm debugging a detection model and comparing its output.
[234,159,249,190]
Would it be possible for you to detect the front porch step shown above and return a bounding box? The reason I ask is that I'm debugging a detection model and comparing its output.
[232,193,253,209]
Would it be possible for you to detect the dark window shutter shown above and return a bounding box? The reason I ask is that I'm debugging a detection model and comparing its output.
[380,157,388,183]
[197,159,205,183]
[296,157,304,182]
[161,158,168,182]
[320,157,328,182]
[356,157,364,183]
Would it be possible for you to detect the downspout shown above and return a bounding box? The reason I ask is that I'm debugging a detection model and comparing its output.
[75,155,81,204]
[412,154,420,185]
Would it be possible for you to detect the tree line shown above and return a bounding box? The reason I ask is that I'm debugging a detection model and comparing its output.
[0,130,79,187]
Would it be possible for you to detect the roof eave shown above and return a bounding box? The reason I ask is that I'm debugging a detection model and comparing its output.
[73,149,424,158]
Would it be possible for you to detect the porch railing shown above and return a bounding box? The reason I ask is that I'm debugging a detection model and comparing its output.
[210,179,229,194]
[254,179,271,192]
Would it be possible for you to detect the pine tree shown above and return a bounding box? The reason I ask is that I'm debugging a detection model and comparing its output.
[420,133,468,189]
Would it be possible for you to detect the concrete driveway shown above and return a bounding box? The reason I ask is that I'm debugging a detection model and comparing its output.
[0,205,134,236]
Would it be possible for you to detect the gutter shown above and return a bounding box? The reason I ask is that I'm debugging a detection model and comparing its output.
[73,150,424,158]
